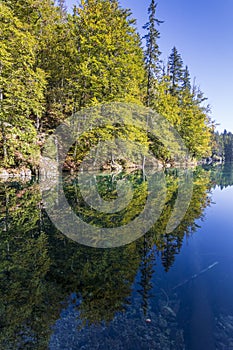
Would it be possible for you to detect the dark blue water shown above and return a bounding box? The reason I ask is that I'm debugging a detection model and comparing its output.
[158,185,233,350]
[1,165,233,349]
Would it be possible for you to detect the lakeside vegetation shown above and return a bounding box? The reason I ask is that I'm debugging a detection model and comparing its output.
[0,0,216,173]
[212,130,233,163]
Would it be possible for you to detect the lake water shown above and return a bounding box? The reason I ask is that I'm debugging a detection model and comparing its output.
[0,164,233,349]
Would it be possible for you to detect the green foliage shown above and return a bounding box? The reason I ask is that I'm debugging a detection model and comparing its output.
[143,0,163,106]
[149,46,212,160]
[0,0,214,168]
[168,46,184,96]
[0,183,54,349]
[178,88,212,159]
[0,2,46,167]
[213,129,233,162]
[68,0,145,109]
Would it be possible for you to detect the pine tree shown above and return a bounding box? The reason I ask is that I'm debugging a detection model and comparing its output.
[221,131,233,162]
[182,65,191,91]
[168,46,184,95]
[143,0,163,106]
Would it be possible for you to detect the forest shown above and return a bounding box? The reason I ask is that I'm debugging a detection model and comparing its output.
[0,0,217,173]
[212,130,233,163]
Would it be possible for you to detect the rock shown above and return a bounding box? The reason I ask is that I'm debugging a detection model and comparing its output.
[0,167,32,180]
[176,330,184,344]
[215,314,233,349]
[25,168,32,177]
[0,169,9,179]
[158,316,167,329]
[39,156,59,177]
[20,168,32,178]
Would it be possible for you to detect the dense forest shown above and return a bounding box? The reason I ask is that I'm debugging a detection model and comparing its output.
[0,0,215,173]
[212,130,233,163]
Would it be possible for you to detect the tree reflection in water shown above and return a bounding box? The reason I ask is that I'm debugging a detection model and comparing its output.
[0,165,229,349]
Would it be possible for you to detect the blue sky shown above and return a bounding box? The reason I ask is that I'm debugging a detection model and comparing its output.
[66,0,233,132]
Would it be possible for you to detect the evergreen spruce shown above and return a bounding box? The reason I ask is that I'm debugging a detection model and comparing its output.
[168,46,184,95]
[143,0,163,106]
[182,65,191,91]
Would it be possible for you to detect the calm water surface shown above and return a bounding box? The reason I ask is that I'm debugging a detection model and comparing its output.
[0,164,233,349]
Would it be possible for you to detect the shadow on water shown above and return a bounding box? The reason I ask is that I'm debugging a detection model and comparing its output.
[0,164,233,349]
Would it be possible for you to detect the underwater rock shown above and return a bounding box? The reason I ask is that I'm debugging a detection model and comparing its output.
[214,314,233,349]
[50,298,186,350]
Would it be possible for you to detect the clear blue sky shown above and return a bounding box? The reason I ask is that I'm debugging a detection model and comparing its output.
[66,0,233,132]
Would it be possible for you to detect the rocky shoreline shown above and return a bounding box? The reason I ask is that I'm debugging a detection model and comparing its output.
[0,157,200,181]
[0,166,33,180]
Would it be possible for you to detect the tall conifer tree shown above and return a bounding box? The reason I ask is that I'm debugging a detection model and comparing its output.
[182,65,191,91]
[143,0,163,106]
[168,46,184,95]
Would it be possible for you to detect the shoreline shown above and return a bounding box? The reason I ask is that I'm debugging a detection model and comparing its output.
[0,155,224,181]
[0,160,213,181]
